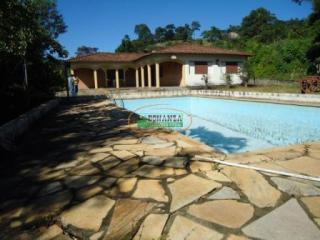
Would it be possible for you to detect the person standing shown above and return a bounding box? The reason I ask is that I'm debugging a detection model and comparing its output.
[73,76,79,95]
[68,74,75,96]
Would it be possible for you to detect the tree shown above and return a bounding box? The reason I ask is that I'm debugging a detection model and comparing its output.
[293,0,320,73]
[227,25,241,33]
[115,35,135,52]
[164,24,176,41]
[175,24,192,41]
[307,1,320,73]
[154,27,167,42]
[202,26,223,42]
[0,0,67,124]
[0,0,67,58]
[240,7,278,42]
[75,46,98,56]
[134,24,153,43]
[191,21,201,39]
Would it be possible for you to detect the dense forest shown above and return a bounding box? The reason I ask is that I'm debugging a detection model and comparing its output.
[116,4,320,81]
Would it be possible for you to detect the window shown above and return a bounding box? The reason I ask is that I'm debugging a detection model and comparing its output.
[194,61,208,74]
[226,62,238,74]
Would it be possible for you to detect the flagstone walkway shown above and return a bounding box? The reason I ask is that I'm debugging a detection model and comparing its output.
[0,99,320,240]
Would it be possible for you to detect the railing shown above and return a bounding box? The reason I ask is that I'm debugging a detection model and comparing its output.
[112,98,124,108]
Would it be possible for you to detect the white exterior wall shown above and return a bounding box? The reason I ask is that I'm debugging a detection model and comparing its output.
[180,55,246,86]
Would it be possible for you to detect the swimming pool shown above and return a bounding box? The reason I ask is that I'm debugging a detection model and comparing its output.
[115,97,320,153]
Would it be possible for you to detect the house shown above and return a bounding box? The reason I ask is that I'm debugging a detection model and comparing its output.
[68,43,251,89]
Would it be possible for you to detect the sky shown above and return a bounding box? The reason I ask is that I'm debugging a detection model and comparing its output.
[57,0,312,57]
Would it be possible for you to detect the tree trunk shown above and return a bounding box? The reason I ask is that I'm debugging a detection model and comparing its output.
[64,63,70,97]
[23,59,28,89]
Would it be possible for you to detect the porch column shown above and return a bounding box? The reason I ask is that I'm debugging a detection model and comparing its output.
[155,63,160,88]
[135,68,140,88]
[140,66,145,88]
[70,68,74,75]
[147,64,152,88]
[115,69,120,88]
[93,69,98,89]
[180,64,186,87]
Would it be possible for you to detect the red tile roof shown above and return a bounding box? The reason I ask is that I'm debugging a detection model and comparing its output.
[68,52,149,63]
[153,43,252,56]
[68,43,251,63]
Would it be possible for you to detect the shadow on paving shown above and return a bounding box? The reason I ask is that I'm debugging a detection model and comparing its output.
[0,97,231,240]
[0,98,146,238]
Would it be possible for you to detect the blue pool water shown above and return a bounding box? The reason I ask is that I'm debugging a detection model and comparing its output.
[115,97,320,153]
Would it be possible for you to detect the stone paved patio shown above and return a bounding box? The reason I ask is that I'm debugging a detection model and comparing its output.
[0,99,320,240]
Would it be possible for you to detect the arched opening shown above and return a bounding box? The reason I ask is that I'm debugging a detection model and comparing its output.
[160,61,183,86]
[74,68,94,89]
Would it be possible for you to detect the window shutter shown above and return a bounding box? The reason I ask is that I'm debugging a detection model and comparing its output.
[226,62,238,74]
[195,62,208,74]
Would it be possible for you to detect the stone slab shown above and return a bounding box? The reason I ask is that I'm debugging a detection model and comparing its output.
[141,136,168,144]
[163,156,188,168]
[90,153,110,163]
[190,161,213,173]
[104,199,155,240]
[169,174,221,212]
[38,181,63,196]
[110,150,136,161]
[133,180,168,202]
[271,177,320,196]
[167,215,223,240]
[36,225,63,240]
[76,185,104,200]
[276,156,320,176]
[98,156,121,171]
[113,138,139,145]
[133,165,187,179]
[204,170,231,182]
[188,200,254,228]
[226,234,249,240]
[116,177,138,193]
[144,146,176,157]
[107,158,140,177]
[207,187,240,200]
[65,175,100,189]
[223,167,281,208]
[89,146,113,154]
[70,162,101,176]
[301,196,320,217]
[25,190,72,223]
[141,156,166,165]
[243,198,320,240]
[133,214,168,240]
[226,153,271,164]
[61,195,115,231]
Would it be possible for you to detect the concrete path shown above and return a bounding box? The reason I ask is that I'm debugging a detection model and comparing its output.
[0,99,319,240]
